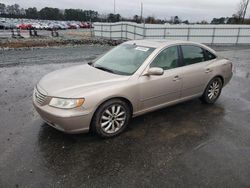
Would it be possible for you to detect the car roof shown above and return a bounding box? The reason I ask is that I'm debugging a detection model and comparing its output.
[124,39,216,54]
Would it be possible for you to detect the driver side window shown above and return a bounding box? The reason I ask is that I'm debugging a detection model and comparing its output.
[150,46,179,70]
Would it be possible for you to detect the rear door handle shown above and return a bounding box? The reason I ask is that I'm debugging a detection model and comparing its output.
[173,75,181,81]
[205,68,213,73]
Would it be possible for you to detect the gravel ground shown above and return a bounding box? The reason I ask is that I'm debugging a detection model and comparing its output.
[0,45,250,188]
[0,45,111,67]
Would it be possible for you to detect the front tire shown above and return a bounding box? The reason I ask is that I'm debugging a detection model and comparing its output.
[200,77,223,104]
[91,99,131,138]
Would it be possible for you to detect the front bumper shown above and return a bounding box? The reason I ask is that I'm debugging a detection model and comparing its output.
[33,100,93,134]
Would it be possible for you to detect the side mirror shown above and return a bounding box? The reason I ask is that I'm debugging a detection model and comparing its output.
[144,67,164,76]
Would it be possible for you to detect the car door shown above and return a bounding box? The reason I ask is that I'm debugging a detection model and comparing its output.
[179,45,215,98]
[138,45,183,111]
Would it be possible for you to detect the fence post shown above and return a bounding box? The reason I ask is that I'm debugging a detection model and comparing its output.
[187,27,190,41]
[164,27,167,39]
[101,24,103,38]
[134,25,136,40]
[11,28,15,38]
[126,24,128,40]
[236,27,241,45]
[121,23,123,40]
[110,24,112,40]
[90,27,93,38]
[143,23,146,39]
[211,28,216,45]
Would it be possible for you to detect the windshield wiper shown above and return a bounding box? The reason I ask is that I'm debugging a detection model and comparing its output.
[94,65,115,73]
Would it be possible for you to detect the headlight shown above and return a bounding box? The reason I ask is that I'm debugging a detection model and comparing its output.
[49,98,84,109]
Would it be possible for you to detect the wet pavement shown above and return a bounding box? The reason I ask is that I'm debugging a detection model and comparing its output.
[0,45,250,187]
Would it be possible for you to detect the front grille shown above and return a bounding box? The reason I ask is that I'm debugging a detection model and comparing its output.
[34,87,47,105]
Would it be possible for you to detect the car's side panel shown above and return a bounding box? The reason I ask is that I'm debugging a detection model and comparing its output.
[203,58,233,88]
[137,68,182,112]
[132,92,201,117]
[180,60,215,98]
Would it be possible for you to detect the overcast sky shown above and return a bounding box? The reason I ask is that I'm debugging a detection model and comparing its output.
[1,0,249,21]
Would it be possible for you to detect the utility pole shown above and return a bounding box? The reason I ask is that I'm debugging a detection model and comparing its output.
[140,2,143,23]
[242,0,250,23]
[114,0,116,14]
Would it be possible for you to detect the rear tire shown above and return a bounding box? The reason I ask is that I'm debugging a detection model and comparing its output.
[91,99,131,138]
[200,77,223,104]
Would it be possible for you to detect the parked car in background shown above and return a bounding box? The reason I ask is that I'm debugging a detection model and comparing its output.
[67,23,79,29]
[40,23,49,30]
[0,20,16,29]
[86,22,93,28]
[17,23,32,30]
[60,22,69,29]
[47,23,65,30]
[80,22,93,28]
[33,40,233,138]
[0,18,93,30]
[31,23,43,30]
[78,22,85,28]
[0,21,8,29]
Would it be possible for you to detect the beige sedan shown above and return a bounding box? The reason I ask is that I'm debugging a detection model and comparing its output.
[33,40,233,137]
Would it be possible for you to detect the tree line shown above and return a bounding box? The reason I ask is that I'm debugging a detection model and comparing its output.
[0,3,99,22]
[0,1,249,24]
[211,0,250,24]
[0,3,206,24]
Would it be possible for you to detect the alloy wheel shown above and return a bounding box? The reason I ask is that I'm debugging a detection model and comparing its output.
[100,104,126,134]
[208,80,220,100]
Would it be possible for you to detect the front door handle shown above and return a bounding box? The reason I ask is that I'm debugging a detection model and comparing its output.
[173,75,181,81]
[205,68,213,73]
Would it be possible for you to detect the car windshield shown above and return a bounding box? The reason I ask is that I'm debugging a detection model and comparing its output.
[92,44,155,75]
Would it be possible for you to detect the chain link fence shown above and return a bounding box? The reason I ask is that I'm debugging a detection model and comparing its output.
[93,22,250,45]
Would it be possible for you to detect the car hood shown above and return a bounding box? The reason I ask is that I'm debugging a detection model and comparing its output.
[37,64,129,98]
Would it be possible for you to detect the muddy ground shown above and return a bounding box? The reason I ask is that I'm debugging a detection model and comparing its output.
[0,45,250,187]
[0,29,121,48]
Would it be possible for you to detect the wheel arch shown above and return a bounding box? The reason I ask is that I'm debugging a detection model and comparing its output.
[89,96,134,129]
[202,75,225,96]
[205,75,224,88]
[213,75,224,86]
[200,75,224,104]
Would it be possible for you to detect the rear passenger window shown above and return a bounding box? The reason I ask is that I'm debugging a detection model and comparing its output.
[205,50,216,61]
[181,45,205,65]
